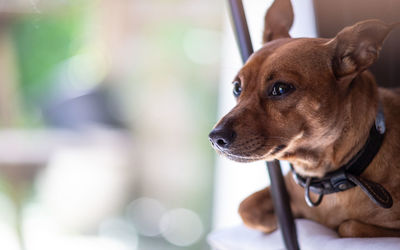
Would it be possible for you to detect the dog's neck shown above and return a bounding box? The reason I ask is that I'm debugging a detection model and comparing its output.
[289,71,379,178]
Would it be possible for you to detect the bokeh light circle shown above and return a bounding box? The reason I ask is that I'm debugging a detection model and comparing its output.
[159,208,203,246]
[126,197,166,236]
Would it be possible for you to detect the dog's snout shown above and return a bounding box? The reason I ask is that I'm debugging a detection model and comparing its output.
[209,127,236,149]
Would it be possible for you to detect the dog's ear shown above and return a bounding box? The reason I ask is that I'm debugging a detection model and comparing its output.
[263,0,294,43]
[330,20,397,81]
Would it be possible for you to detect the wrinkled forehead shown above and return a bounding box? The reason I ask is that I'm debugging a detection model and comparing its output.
[238,38,331,80]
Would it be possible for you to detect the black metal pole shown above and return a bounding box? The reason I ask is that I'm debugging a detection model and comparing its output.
[228,0,253,62]
[227,1,300,249]
[267,160,299,250]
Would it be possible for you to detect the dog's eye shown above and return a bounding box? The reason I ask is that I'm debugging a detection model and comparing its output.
[269,82,294,97]
[232,80,242,97]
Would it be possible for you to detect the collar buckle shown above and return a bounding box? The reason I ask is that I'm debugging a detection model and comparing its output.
[329,170,355,192]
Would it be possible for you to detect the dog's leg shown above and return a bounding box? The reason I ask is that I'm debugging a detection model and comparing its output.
[238,187,278,233]
[238,173,305,233]
[338,220,400,237]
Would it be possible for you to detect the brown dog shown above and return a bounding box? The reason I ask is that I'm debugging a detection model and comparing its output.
[209,0,400,237]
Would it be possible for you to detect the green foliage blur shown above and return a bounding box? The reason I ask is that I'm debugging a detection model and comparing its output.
[11,2,88,125]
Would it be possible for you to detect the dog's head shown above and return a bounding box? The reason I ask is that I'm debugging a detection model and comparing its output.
[209,0,396,171]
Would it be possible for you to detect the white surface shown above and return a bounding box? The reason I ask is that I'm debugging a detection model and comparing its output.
[212,0,317,230]
[208,219,400,250]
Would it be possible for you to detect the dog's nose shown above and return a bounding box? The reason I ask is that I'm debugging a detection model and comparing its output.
[209,127,236,149]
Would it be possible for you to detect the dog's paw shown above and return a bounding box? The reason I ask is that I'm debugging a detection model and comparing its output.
[338,220,363,237]
[238,188,277,233]
[338,220,400,238]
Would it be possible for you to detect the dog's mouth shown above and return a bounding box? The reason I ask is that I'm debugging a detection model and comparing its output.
[214,147,266,162]
[211,140,287,163]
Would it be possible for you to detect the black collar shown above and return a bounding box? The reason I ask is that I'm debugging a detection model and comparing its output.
[291,104,393,209]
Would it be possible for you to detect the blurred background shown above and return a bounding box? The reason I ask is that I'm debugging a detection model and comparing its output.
[0,0,224,249]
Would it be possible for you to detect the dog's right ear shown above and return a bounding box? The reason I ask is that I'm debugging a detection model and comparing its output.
[263,0,294,43]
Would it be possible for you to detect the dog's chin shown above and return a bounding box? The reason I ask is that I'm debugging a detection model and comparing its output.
[214,149,270,163]
[224,154,264,163]
[212,143,287,163]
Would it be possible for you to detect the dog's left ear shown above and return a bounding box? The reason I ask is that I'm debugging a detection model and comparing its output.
[330,20,397,81]
[263,0,294,43]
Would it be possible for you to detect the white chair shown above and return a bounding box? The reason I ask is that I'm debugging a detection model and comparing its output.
[209,219,400,250]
